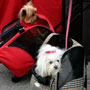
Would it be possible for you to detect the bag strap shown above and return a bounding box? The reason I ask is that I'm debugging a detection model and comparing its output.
[41,33,59,47]
[57,0,73,90]
[42,0,73,51]
[65,0,73,50]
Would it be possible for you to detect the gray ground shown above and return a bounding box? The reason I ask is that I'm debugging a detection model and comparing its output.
[0,62,89,90]
[0,64,31,90]
[87,62,90,90]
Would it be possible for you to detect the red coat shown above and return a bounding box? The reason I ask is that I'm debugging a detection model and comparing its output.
[0,0,28,33]
[32,0,62,32]
[0,0,62,33]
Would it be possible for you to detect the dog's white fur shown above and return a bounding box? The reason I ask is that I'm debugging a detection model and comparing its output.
[35,44,65,77]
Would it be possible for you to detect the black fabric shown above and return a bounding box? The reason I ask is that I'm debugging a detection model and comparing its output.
[58,46,84,88]
[83,2,90,62]
[1,21,23,42]
[9,26,52,60]
[1,19,18,33]
[61,0,83,44]
[30,65,52,86]
[54,21,62,30]
[47,34,73,49]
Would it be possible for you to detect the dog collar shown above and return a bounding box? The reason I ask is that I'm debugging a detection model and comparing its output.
[20,20,37,28]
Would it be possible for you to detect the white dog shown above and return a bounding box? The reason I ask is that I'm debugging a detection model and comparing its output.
[35,44,65,78]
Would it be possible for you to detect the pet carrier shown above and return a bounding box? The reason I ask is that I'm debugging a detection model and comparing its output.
[0,14,55,79]
[30,33,85,90]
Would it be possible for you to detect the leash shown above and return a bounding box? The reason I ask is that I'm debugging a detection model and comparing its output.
[65,0,73,50]
[56,0,73,90]
[42,1,73,89]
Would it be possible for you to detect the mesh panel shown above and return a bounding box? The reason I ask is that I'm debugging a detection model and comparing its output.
[2,20,18,33]
[36,18,49,27]
[1,20,22,42]
[47,35,73,49]
[10,26,52,59]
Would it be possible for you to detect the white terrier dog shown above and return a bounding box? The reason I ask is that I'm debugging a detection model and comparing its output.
[35,44,65,78]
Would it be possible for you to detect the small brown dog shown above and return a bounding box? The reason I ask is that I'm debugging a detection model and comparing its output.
[19,1,49,48]
[19,1,38,24]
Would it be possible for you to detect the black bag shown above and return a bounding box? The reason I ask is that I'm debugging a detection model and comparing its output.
[30,33,85,90]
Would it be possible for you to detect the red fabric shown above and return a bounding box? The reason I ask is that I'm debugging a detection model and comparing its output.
[0,0,28,33]
[20,13,55,32]
[20,20,38,28]
[0,47,35,77]
[32,0,62,33]
[0,0,62,33]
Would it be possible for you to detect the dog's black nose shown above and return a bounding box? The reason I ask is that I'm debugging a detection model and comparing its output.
[54,65,58,69]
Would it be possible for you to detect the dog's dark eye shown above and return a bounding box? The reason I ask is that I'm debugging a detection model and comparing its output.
[49,61,53,64]
[57,60,59,62]
[32,14,35,16]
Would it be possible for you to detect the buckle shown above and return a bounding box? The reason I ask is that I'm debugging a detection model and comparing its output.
[19,27,25,33]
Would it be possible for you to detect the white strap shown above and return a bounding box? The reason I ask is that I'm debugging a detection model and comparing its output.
[41,33,59,47]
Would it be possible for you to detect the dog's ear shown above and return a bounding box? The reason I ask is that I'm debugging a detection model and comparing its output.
[36,55,47,77]
[34,8,37,11]
[21,9,27,17]
[27,1,33,6]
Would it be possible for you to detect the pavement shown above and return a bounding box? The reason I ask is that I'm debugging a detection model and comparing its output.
[0,64,31,90]
[87,62,90,90]
[0,61,89,90]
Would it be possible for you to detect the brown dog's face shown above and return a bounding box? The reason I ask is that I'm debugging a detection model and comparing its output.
[20,2,37,24]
